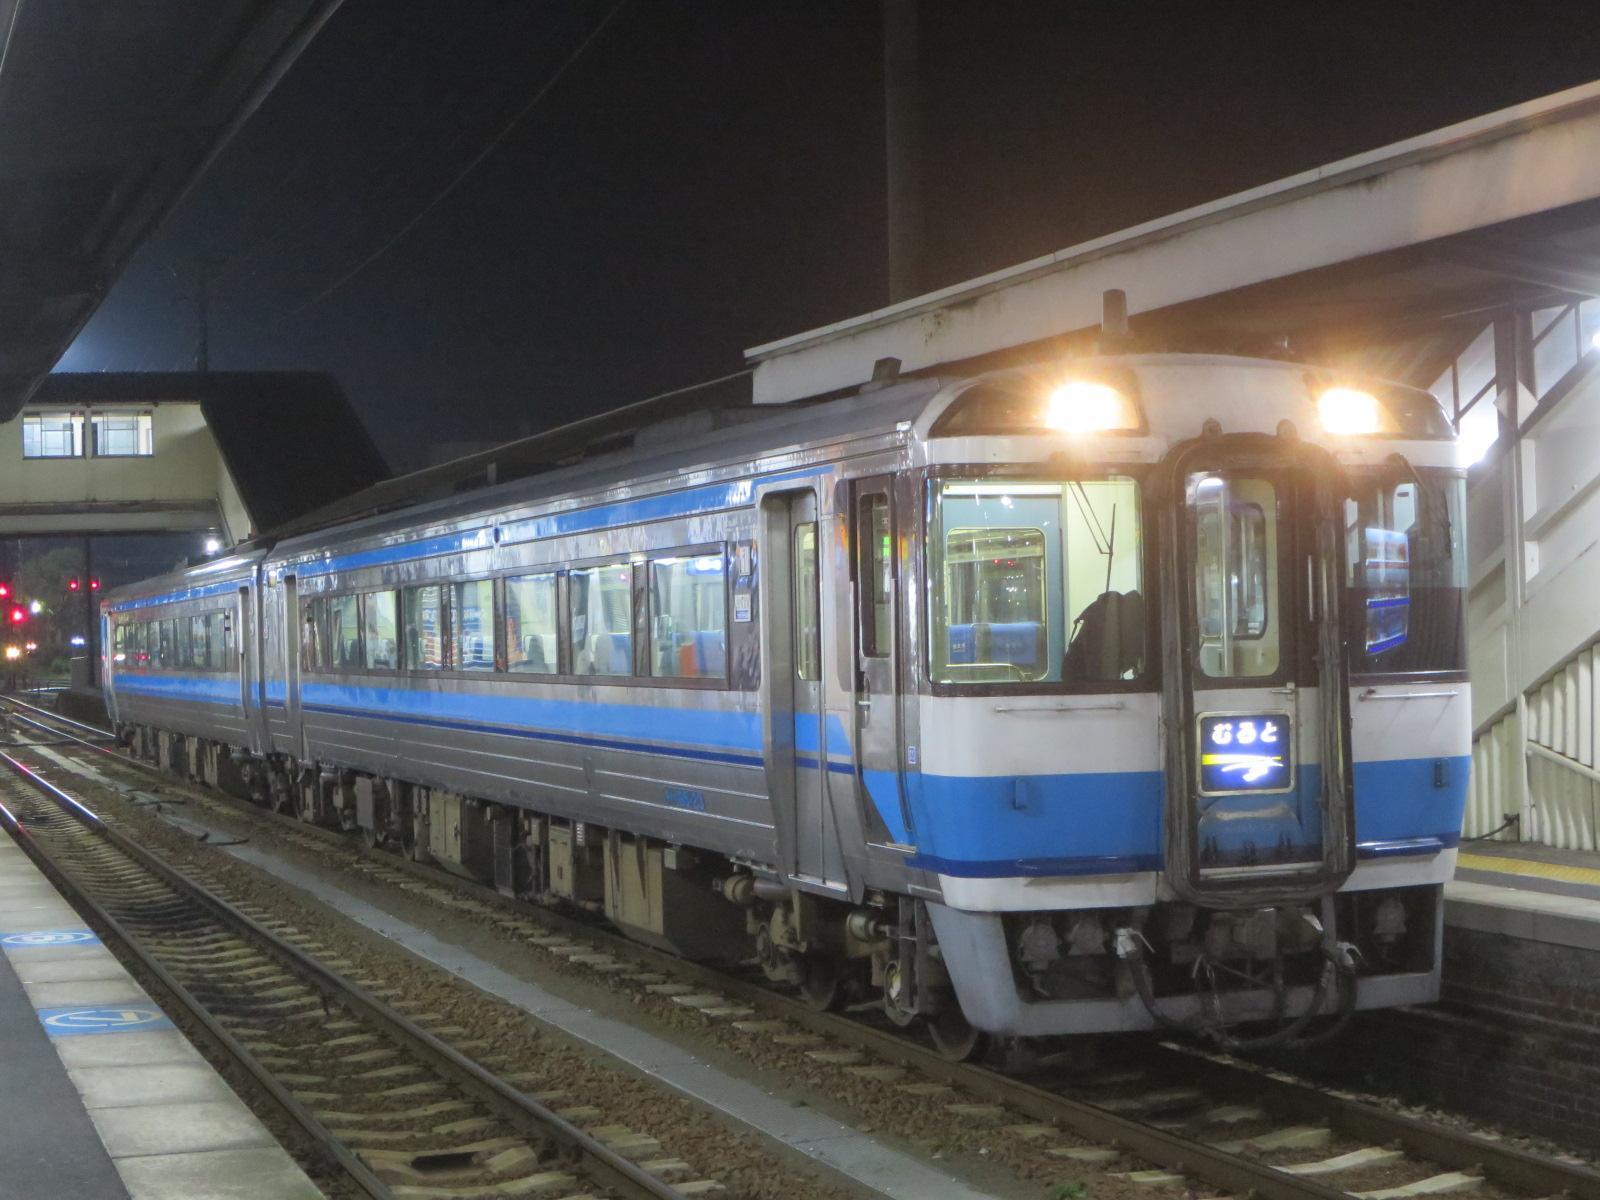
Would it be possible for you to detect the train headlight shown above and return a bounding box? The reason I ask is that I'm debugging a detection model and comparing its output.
[1043,380,1138,433]
[1317,387,1382,435]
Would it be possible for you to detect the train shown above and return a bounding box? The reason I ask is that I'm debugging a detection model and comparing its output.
[102,350,1470,1059]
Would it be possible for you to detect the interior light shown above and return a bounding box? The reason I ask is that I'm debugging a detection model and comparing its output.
[1317,387,1382,435]
[1592,330,1600,351]
[203,537,222,555]
[1043,380,1134,433]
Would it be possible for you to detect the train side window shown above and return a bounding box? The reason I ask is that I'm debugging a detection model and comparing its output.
[505,573,558,674]
[568,564,633,676]
[793,524,821,682]
[363,591,398,670]
[300,597,325,672]
[451,580,495,671]
[328,594,361,670]
[206,612,228,669]
[158,618,175,670]
[857,493,891,657]
[649,551,726,679]
[189,616,207,669]
[402,585,445,670]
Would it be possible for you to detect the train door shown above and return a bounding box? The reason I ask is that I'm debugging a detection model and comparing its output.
[284,574,305,756]
[237,584,265,753]
[851,478,913,847]
[101,612,118,725]
[1161,448,1354,905]
[762,490,847,889]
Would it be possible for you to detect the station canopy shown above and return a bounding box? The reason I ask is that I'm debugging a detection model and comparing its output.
[0,0,342,421]
[746,81,1600,408]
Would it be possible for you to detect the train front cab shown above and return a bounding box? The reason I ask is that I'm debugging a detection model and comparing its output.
[873,362,1469,1047]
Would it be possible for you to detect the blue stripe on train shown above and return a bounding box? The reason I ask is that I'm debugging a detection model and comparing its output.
[899,755,1469,877]
[109,672,1467,879]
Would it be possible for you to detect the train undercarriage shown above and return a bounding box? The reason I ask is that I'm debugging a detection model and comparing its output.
[127,724,1438,1063]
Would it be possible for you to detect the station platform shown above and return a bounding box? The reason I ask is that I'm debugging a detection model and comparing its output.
[0,829,321,1200]
[1446,841,1600,951]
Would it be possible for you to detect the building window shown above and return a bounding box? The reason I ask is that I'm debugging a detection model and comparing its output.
[21,412,84,458]
[91,412,154,456]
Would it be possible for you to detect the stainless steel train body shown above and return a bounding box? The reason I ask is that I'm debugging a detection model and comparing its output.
[104,354,1470,1051]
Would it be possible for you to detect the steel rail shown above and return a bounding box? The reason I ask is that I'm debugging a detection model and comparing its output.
[0,748,393,1200]
[16,699,1600,1200]
[0,693,119,740]
[0,745,682,1200]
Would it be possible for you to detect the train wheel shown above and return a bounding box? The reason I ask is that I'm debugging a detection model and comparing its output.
[927,1005,989,1063]
[798,955,844,1012]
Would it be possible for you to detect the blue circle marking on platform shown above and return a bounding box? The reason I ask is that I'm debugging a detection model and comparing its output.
[36,1005,175,1038]
[1,929,99,948]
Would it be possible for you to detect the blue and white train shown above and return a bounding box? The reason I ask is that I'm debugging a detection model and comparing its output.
[103,351,1470,1058]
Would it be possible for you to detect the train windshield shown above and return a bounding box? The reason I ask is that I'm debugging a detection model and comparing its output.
[1342,469,1466,677]
[928,475,1144,687]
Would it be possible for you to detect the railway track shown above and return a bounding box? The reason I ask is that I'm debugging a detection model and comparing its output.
[0,722,719,1200]
[7,693,1600,1200]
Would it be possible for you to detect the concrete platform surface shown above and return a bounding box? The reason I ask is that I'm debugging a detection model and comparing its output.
[0,829,321,1199]
[1447,841,1600,951]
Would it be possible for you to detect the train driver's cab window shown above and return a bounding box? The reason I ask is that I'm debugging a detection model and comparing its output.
[928,477,1143,687]
[649,552,726,679]
[1187,474,1280,679]
[363,591,398,669]
[569,565,634,676]
[403,585,445,670]
[451,580,495,671]
[1343,471,1466,676]
[505,574,558,673]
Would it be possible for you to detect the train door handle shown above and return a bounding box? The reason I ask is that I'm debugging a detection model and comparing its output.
[856,697,871,725]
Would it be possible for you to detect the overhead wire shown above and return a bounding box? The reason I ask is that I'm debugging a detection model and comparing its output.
[277,0,627,324]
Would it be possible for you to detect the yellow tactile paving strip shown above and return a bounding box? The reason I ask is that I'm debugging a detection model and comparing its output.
[1457,851,1600,888]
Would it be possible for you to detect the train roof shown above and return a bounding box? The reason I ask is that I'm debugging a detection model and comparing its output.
[102,544,267,612]
[105,352,1452,606]
[263,375,948,566]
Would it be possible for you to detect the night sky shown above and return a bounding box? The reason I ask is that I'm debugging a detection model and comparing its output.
[58,1,1600,470]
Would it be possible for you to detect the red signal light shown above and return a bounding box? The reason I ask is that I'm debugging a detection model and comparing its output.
[67,578,81,592]
[90,579,101,592]
[0,583,9,599]
[7,606,24,626]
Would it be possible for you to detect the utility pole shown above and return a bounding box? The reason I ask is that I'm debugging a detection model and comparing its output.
[194,258,214,373]
[884,0,923,304]
[175,258,227,373]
